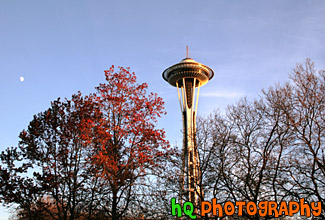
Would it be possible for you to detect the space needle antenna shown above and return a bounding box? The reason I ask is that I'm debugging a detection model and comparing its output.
[186,45,189,58]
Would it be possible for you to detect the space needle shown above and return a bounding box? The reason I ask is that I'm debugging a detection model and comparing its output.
[162,47,214,211]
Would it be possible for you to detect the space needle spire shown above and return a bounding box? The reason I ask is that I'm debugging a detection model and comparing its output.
[162,47,214,212]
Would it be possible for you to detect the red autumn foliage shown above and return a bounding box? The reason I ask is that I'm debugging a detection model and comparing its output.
[86,66,171,219]
[0,66,172,220]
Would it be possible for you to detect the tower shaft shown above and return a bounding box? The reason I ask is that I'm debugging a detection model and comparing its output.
[177,78,201,207]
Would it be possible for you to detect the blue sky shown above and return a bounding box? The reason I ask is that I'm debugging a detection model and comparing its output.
[1,0,325,218]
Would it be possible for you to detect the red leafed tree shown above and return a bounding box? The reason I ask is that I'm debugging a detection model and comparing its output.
[0,66,171,220]
[85,66,170,220]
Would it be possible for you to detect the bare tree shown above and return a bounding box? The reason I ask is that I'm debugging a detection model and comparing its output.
[193,59,324,219]
[264,59,325,218]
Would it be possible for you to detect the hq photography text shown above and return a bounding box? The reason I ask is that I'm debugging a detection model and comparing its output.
[171,198,322,219]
